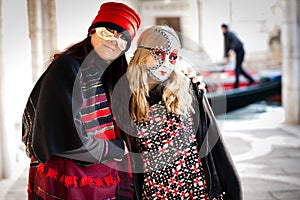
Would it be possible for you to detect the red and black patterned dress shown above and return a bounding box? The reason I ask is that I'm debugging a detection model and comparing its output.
[135,101,209,199]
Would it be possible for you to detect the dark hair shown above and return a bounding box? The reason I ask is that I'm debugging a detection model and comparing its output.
[52,36,94,63]
[53,34,129,98]
[221,23,228,29]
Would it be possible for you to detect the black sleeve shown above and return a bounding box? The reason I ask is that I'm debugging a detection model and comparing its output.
[203,96,242,200]
[31,55,124,163]
[224,35,230,58]
[224,31,237,57]
[227,31,242,52]
[56,139,125,163]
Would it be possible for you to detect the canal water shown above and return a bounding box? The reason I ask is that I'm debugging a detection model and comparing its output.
[217,100,284,129]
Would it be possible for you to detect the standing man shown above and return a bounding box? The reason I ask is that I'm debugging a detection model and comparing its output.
[221,23,255,88]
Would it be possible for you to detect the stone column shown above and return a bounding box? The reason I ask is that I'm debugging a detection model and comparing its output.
[0,0,13,179]
[189,0,201,48]
[27,0,57,83]
[0,0,4,179]
[27,0,43,83]
[281,0,300,125]
[197,0,203,48]
[41,0,57,66]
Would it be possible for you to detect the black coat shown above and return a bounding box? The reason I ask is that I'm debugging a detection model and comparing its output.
[223,30,244,58]
[196,90,242,199]
[127,83,242,200]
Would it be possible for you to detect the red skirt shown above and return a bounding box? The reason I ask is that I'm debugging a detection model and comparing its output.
[27,156,120,200]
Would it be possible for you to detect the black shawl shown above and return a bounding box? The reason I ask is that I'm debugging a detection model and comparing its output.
[127,83,242,200]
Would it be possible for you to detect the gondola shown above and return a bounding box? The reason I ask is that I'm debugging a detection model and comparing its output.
[179,52,282,115]
[204,69,281,115]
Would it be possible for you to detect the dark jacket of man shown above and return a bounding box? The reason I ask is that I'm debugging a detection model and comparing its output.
[223,30,244,58]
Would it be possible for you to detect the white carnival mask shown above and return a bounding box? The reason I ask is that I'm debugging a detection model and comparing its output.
[94,27,128,51]
[138,28,180,83]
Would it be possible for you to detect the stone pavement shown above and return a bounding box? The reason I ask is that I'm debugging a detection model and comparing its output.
[1,103,300,200]
[219,105,300,200]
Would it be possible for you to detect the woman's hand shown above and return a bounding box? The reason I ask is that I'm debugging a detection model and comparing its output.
[191,75,207,93]
[123,141,129,155]
[113,141,128,161]
[182,67,207,93]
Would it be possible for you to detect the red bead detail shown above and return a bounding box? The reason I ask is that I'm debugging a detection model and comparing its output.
[115,173,121,184]
[64,176,78,187]
[103,175,114,187]
[36,163,120,189]
[94,178,105,187]
[80,176,93,187]
[59,175,65,183]
[46,168,59,180]
[37,164,45,173]
[27,183,32,193]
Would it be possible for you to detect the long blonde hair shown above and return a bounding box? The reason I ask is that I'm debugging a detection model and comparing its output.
[127,25,194,121]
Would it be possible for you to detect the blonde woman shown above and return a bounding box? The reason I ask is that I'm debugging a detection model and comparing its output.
[126,25,242,199]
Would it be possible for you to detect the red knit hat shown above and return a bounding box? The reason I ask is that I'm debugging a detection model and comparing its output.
[88,2,141,43]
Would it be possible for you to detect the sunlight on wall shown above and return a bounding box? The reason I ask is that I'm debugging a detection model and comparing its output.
[56,0,137,51]
[56,0,98,50]
[201,0,283,63]
[2,0,32,119]
[2,0,33,174]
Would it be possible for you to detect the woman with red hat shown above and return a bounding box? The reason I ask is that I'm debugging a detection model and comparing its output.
[22,2,141,199]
